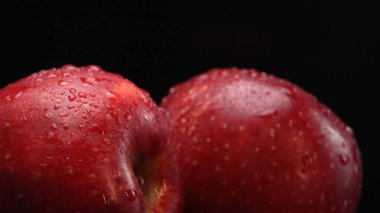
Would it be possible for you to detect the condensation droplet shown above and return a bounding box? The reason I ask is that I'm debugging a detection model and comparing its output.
[15,91,23,100]
[68,94,76,102]
[53,104,61,110]
[80,77,94,86]
[78,123,86,129]
[137,176,144,186]
[125,189,137,201]
[301,155,311,174]
[42,110,52,117]
[78,92,87,98]
[345,126,353,134]
[258,109,276,117]
[58,80,68,86]
[63,124,69,130]
[69,88,76,94]
[47,132,55,139]
[59,112,70,117]
[338,154,350,165]
[63,73,72,78]
[67,104,76,110]
[106,91,115,98]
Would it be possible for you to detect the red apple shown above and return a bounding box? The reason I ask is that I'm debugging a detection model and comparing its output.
[161,68,362,213]
[0,65,181,212]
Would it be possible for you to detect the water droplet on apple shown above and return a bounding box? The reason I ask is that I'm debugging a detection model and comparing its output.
[102,194,112,205]
[59,112,70,117]
[63,72,72,78]
[78,92,87,98]
[80,77,94,86]
[15,91,23,100]
[345,126,353,134]
[106,91,115,98]
[300,155,311,174]
[53,104,61,110]
[125,189,137,201]
[87,109,96,117]
[257,109,276,117]
[68,94,76,102]
[78,123,86,129]
[338,154,350,165]
[47,132,55,139]
[137,176,144,186]
[69,88,76,94]
[63,124,69,130]
[51,124,58,130]
[67,104,75,110]
[58,80,68,86]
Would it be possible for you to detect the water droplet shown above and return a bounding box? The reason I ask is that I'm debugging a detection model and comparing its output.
[62,65,78,71]
[125,189,137,201]
[53,104,61,110]
[269,128,276,139]
[137,176,144,186]
[59,112,70,117]
[338,154,350,165]
[47,132,55,139]
[258,109,276,117]
[15,91,23,100]
[89,92,96,97]
[78,92,87,98]
[78,123,86,129]
[63,124,69,130]
[4,153,11,160]
[80,77,94,86]
[69,88,76,94]
[51,124,58,130]
[106,91,115,98]
[345,126,353,134]
[67,104,76,110]
[45,112,53,118]
[88,65,101,72]
[63,73,72,78]
[68,94,76,102]
[87,109,96,117]
[58,80,68,86]
[92,102,100,108]
[301,155,311,174]
[102,194,112,205]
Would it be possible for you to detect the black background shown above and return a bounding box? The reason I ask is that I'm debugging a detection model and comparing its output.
[1,1,379,212]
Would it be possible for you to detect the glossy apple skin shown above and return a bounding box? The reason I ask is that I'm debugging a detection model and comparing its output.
[161,68,362,213]
[0,65,181,213]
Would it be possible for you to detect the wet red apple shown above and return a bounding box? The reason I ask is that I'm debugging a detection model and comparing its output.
[161,68,362,213]
[0,65,181,212]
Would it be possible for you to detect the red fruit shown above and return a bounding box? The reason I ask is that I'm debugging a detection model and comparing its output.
[161,68,362,213]
[0,65,181,213]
